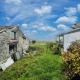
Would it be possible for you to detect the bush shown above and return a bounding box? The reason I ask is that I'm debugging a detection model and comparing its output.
[63,41,80,80]
[53,45,61,54]
[32,40,36,44]
[28,45,44,55]
[47,42,54,50]
[47,42,62,54]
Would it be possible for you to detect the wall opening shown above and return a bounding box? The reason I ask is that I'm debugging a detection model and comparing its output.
[9,44,17,61]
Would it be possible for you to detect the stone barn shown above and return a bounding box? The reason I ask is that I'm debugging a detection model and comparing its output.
[58,23,80,52]
[0,26,29,70]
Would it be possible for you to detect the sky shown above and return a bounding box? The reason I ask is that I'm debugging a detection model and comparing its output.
[0,0,80,41]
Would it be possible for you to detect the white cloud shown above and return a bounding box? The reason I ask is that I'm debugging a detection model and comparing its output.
[34,5,52,15]
[6,17,11,21]
[7,6,36,24]
[56,16,69,23]
[5,0,22,17]
[57,24,70,30]
[77,4,80,12]
[56,16,77,24]
[32,23,44,29]
[65,7,77,16]
[5,0,35,19]
[4,1,53,26]
[21,23,28,29]
[32,30,37,33]
[40,26,56,32]
[24,30,37,39]
[32,23,56,32]
[32,25,39,29]
[5,0,22,5]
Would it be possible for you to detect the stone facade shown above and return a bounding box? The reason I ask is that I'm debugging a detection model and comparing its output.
[0,31,9,62]
[59,23,80,52]
[0,26,29,70]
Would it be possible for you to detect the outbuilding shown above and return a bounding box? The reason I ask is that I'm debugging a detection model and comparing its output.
[0,26,29,70]
[58,23,80,52]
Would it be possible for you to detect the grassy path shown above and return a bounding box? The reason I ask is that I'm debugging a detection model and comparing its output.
[0,44,65,80]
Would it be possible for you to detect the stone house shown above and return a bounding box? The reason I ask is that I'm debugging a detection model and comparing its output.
[0,26,29,70]
[58,23,80,52]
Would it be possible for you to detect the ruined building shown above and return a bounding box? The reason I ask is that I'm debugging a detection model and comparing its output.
[0,26,29,70]
[58,23,80,52]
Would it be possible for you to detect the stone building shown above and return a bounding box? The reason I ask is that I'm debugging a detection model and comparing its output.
[0,26,29,70]
[58,23,80,52]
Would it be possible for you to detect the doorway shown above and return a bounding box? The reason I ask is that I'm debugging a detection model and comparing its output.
[9,44,17,61]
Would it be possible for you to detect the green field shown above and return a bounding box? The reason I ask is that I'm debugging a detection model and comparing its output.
[0,43,65,80]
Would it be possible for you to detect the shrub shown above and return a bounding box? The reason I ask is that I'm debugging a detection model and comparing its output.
[53,45,61,54]
[63,41,80,80]
[47,42,62,54]
[47,42,54,50]
[32,40,36,44]
[28,45,44,55]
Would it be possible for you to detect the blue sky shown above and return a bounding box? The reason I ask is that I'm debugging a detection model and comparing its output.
[0,0,80,41]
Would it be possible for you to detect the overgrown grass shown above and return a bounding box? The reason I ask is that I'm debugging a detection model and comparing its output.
[0,43,65,80]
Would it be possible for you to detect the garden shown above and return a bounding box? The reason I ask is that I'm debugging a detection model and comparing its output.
[0,42,65,80]
[0,41,80,80]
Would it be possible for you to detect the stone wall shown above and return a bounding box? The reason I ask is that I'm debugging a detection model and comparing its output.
[16,30,29,55]
[64,31,80,51]
[0,31,9,63]
[0,27,29,63]
[0,27,29,70]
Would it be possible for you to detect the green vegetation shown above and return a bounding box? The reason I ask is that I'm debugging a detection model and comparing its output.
[47,41,63,54]
[0,42,65,80]
[63,41,80,80]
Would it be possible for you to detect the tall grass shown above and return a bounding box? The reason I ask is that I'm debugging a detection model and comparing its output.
[0,43,65,80]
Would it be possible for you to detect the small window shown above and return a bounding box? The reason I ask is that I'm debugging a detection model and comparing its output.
[14,32,16,39]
